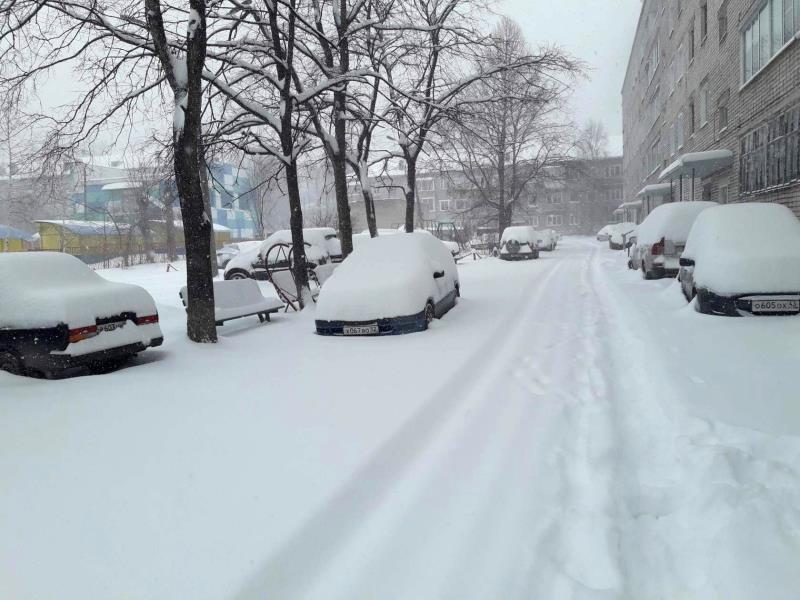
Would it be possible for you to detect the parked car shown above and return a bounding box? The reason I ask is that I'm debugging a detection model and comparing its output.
[315,232,459,335]
[0,252,163,377]
[597,224,613,242]
[216,240,263,268]
[608,222,636,250]
[499,226,539,260]
[535,229,557,251]
[679,203,800,316]
[224,228,341,281]
[635,201,717,279]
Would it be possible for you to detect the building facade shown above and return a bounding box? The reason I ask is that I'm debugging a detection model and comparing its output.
[347,156,624,241]
[623,0,800,220]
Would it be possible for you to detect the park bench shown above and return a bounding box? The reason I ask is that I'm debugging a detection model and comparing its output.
[179,279,284,326]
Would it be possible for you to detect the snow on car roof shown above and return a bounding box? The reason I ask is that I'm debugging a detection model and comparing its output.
[316,232,456,322]
[501,226,536,242]
[683,203,800,294]
[0,252,156,329]
[635,201,717,246]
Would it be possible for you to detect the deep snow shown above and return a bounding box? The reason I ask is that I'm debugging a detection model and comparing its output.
[1,239,799,599]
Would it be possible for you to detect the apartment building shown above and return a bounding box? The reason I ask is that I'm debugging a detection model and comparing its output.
[622,0,800,220]
[348,156,624,240]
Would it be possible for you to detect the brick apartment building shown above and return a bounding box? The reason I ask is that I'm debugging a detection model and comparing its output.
[348,156,624,241]
[622,0,800,222]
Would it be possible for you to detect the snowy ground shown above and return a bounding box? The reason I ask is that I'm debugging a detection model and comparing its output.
[2,238,800,599]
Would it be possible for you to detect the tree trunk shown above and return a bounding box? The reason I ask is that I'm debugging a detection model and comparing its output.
[137,198,155,262]
[404,160,417,233]
[362,187,377,237]
[200,157,218,276]
[174,0,217,343]
[332,93,354,255]
[285,161,311,307]
[163,196,178,261]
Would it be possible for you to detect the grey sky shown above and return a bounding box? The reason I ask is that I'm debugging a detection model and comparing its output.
[500,0,642,154]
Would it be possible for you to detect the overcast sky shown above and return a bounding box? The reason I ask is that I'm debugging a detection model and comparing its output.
[500,0,642,155]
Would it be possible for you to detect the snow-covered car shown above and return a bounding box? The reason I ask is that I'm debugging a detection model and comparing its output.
[608,222,636,250]
[0,252,163,377]
[679,203,800,316]
[216,240,263,268]
[635,201,717,279]
[315,232,460,336]
[499,226,539,260]
[224,228,341,281]
[596,224,613,242]
[535,228,557,251]
[440,239,460,257]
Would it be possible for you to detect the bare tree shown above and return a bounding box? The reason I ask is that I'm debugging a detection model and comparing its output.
[576,119,610,160]
[248,156,285,238]
[436,18,580,235]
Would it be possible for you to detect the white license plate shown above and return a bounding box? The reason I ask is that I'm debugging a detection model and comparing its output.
[751,298,800,313]
[98,321,126,333]
[343,324,379,335]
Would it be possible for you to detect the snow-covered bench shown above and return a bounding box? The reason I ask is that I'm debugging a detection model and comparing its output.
[179,279,284,326]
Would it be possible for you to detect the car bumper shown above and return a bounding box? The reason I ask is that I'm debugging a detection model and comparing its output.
[316,311,427,336]
[499,251,537,261]
[697,289,800,316]
[26,337,163,374]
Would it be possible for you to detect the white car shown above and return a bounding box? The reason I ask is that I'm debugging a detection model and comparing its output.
[0,252,163,377]
[499,226,539,260]
[679,203,800,316]
[315,232,460,335]
[608,222,637,250]
[535,229,558,251]
[597,225,613,241]
[216,240,263,268]
[634,201,717,279]
[224,228,341,281]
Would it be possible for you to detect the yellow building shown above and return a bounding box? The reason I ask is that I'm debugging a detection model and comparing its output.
[0,225,35,253]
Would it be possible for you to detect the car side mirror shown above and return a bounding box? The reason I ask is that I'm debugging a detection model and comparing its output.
[433,270,445,279]
[679,257,695,267]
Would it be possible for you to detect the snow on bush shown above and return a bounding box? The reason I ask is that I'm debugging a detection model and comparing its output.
[635,201,717,246]
[683,203,800,294]
[0,252,158,329]
[316,232,457,322]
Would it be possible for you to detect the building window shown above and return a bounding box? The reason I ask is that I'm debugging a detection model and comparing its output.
[613,188,623,201]
[719,185,729,203]
[547,214,563,226]
[719,0,729,43]
[717,89,730,137]
[743,0,799,83]
[439,199,450,211]
[740,103,800,193]
[699,83,709,126]
[569,214,578,226]
[700,1,708,41]
[531,216,540,227]
[453,199,468,210]
[689,19,695,60]
[677,111,685,148]
[547,191,563,204]
[417,178,434,192]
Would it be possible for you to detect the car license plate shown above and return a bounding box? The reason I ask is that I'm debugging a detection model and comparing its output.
[98,320,126,333]
[751,298,800,313]
[343,324,379,335]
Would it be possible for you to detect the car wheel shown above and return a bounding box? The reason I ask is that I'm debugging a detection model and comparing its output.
[641,265,653,280]
[424,301,436,327]
[0,351,23,376]
[225,269,251,280]
[455,283,461,298]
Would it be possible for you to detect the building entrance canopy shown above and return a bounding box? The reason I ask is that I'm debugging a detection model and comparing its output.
[658,150,734,181]
[637,183,673,197]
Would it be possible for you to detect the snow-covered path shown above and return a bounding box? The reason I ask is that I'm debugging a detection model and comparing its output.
[2,239,800,599]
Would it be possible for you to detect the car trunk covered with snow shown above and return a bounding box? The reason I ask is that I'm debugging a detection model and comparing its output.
[315,232,459,335]
[0,253,162,375]
[500,226,539,259]
[681,203,800,315]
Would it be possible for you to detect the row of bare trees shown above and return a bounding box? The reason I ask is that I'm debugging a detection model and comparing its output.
[0,0,581,342]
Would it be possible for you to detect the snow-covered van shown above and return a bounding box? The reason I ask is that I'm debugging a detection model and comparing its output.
[499,226,539,260]
[315,232,460,335]
[0,253,163,377]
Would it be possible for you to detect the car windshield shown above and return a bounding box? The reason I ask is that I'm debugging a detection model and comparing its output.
[5,4,800,600]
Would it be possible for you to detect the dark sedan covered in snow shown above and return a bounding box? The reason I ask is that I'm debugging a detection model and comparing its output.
[315,232,460,336]
[679,203,800,316]
[0,253,163,377]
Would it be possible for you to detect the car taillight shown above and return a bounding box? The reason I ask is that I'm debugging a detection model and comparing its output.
[135,314,159,326]
[68,325,98,344]
[651,238,665,256]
